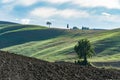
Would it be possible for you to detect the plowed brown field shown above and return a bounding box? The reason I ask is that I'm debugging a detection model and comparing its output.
[0,51,120,80]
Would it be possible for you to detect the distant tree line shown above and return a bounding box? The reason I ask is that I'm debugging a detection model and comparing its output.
[72,26,90,30]
[72,25,90,30]
[68,24,88,30]
[82,26,89,30]
[46,22,91,30]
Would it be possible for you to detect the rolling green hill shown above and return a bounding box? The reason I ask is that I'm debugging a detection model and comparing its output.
[0,21,120,62]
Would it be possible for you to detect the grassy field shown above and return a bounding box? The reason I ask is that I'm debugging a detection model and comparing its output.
[0,21,120,62]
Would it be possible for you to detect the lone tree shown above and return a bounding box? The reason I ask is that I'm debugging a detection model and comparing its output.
[67,24,69,29]
[46,21,52,28]
[74,39,95,65]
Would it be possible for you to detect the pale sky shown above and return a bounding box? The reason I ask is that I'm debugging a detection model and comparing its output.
[0,0,120,29]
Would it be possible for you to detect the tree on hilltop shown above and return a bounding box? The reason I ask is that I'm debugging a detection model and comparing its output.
[46,21,52,28]
[67,24,69,29]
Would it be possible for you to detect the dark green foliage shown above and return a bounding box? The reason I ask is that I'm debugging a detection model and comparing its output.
[74,39,95,65]
[82,26,89,30]
[73,26,79,30]
[75,60,92,66]
[46,21,52,28]
[67,24,69,29]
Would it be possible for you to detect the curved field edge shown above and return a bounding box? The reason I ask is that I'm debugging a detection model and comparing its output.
[0,24,120,62]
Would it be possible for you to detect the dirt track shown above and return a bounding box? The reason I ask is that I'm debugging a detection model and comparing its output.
[93,61,120,68]
[0,51,120,80]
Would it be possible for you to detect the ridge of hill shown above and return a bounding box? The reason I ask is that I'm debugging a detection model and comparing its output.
[0,51,120,80]
[0,21,120,63]
[0,21,18,24]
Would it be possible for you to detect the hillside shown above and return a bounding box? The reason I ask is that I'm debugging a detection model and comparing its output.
[0,51,120,80]
[0,21,18,24]
[0,21,120,63]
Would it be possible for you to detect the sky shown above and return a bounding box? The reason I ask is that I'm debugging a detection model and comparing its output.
[0,0,120,29]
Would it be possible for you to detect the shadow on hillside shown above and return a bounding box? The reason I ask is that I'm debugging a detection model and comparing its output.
[0,29,65,48]
[0,25,26,33]
[94,35,120,55]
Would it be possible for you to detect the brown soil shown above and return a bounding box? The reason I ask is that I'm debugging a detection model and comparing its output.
[0,51,120,80]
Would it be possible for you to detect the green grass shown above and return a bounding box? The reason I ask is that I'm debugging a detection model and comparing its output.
[0,22,120,62]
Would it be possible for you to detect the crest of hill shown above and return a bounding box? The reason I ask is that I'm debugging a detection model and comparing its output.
[0,21,18,24]
[0,51,120,80]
